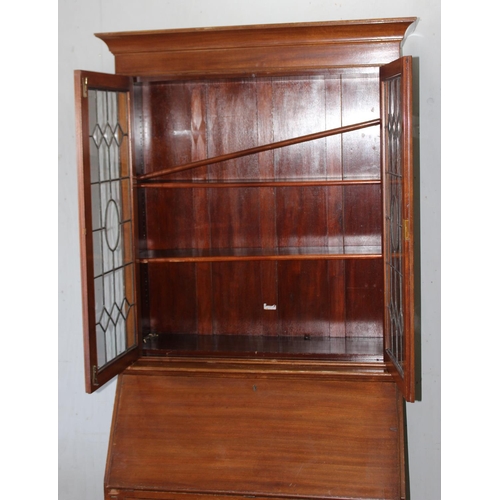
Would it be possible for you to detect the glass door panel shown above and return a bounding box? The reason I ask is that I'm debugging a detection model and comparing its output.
[75,71,139,393]
[380,57,415,402]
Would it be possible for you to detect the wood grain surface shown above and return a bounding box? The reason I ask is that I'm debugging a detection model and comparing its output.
[106,370,402,499]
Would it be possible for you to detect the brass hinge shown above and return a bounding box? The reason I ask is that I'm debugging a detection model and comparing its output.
[404,219,410,241]
[82,76,88,98]
[92,365,99,386]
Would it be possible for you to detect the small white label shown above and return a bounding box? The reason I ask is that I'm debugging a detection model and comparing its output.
[263,303,277,310]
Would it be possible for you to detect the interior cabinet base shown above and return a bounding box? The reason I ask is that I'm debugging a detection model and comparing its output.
[105,362,406,500]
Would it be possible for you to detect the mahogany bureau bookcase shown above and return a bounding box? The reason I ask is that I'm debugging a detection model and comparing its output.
[74,17,418,500]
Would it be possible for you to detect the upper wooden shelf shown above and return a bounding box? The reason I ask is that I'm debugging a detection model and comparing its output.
[137,246,383,263]
[96,18,417,78]
[137,179,381,188]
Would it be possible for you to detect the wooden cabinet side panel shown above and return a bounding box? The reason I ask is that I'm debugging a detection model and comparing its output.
[106,372,404,500]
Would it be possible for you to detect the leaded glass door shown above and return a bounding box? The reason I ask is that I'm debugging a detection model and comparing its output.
[380,57,415,402]
[75,71,139,393]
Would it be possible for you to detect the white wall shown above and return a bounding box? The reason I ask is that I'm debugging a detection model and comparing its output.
[57,1,441,499]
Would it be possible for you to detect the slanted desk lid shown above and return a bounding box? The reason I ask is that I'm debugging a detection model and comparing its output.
[105,364,402,499]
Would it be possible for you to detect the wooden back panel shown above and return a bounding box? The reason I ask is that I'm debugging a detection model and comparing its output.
[138,74,384,340]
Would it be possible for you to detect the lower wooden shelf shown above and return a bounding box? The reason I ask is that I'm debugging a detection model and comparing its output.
[142,334,383,362]
[105,359,406,500]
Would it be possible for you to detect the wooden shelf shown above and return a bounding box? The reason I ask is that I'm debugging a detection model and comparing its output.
[137,178,381,188]
[138,246,382,263]
[142,333,383,362]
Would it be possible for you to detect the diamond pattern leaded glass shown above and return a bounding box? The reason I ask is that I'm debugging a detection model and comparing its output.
[88,89,136,368]
[385,75,404,375]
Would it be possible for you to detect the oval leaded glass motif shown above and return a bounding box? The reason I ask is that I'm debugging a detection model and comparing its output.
[104,199,121,251]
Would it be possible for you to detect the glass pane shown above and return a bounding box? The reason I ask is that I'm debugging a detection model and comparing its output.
[384,75,405,375]
[87,88,136,369]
